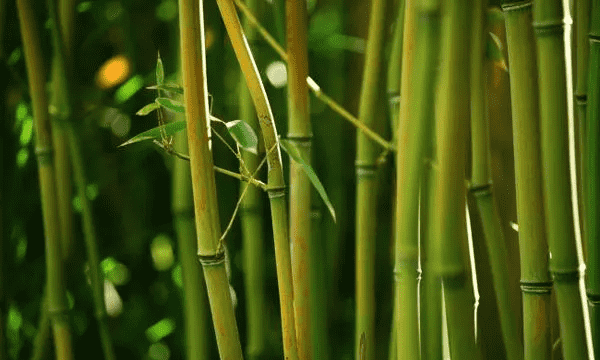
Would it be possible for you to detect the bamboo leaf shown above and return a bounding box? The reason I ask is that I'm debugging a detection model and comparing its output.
[280,139,336,222]
[156,97,185,113]
[136,102,161,116]
[119,120,186,147]
[486,32,508,72]
[156,52,165,86]
[226,120,258,154]
[146,84,184,94]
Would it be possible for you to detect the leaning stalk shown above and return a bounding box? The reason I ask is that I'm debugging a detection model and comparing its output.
[16,0,73,358]
[286,0,313,358]
[533,0,590,358]
[238,0,266,357]
[354,0,386,358]
[503,2,552,359]
[178,0,244,358]
[213,0,299,358]
[431,1,477,358]
[469,1,522,359]
[586,0,600,355]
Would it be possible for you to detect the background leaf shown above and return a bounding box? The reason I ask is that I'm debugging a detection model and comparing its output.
[156,52,165,86]
[226,120,258,154]
[119,121,186,147]
[136,102,161,116]
[280,139,336,222]
[146,84,183,94]
[156,97,185,113]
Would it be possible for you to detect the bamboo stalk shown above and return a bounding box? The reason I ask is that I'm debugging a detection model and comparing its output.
[16,0,73,358]
[386,0,405,132]
[469,2,523,359]
[238,0,266,358]
[503,2,552,359]
[354,0,386,358]
[212,0,299,358]
[286,1,313,358]
[431,1,478,358]
[532,1,590,358]
[586,0,600,355]
[178,0,244,358]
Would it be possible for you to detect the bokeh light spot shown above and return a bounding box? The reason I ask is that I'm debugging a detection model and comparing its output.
[16,148,29,168]
[96,55,131,89]
[151,234,174,271]
[266,61,287,88]
[146,318,175,343]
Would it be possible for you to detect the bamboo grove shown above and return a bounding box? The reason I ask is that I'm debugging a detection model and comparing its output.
[3,0,600,358]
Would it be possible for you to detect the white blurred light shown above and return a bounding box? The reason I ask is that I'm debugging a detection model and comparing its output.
[104,280,123,317]
[266,61,287,88]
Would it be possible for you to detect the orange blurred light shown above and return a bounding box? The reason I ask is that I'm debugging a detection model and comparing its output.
[96,54,131,89]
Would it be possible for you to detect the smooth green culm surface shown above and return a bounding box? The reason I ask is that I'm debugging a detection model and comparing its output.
[586,0,600,355]
[503,2,552,359]
[533,0,590,358]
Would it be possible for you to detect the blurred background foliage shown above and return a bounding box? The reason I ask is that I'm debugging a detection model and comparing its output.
[0,0,513,359]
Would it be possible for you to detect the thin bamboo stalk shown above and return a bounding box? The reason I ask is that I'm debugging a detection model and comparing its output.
[238,0,266,357]
[172,128,210,360]
[532,0,589,358]
[431,1,478,358]
[503,2,552,359]
[469,1,523,359]
[286,1,313,358]
[585,0,600,355]
[354,0,386,358]
[386,0,405,132]
[212,0,299,358]
[178,0,244,358]
[16,0,73,358]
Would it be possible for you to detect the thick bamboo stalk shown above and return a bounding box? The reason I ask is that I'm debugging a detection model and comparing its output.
[172,129,210,360]
[238,0,266,358]
[503,2,552,359]
[469,2,523,359]
[532,1,589,358]
[286,1,313,358]
[178,0,244,358]
[354,0,386,358]
[16,0,73,358]
[431,1,478,358]
[213,0,299,358]
[586,0,600,355]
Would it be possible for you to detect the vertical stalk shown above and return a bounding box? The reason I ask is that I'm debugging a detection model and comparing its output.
[286,1,312,358]
[431,1,478,358]
[354,0,386,358]
[532,1,590,358]
[386,0,405,131]
[469,1,523,359]
[238,0,266,358]
[586,0,600,355]
[16,0,73,358]
[213,0,299,358]
[172,128,210,360]
[503,2,552,359]
[178,0,244,358]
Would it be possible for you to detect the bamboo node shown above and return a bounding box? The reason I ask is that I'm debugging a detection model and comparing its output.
[532,19,566,36]
[355,162,377,178]
[575,93,588,104]
[500,1,532,12]
[35,146,54,165]
[520,281,553,294]
[587,292,600,304]
[590,35,600,43]
[443,273,467,289]
[550,268,580,283]
[47,306,69,322]
[266,185,286,199]
[198,251,226,266]
[285,135,312,144]
[468,182,492,197]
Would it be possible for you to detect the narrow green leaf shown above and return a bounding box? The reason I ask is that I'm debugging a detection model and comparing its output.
[156,97,185,113]
[226,120,258,154]
[280,139,336,222]
[136,102,161,116]
[156,52,165,86]
[486,32,508,72]
[119,120,186,147]
[146,84,184,94]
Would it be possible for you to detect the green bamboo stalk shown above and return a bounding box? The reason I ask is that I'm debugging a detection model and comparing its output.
[212,0,299,358]
[532,1,590,358]
[354,0,386,358]
[286,1,313,358]
[469,2,523,359]
[178,0,244,358]
[16,0,73,358]
[586,0,600,355]
[431,1,478,358]
[386,0,405,132]
[172,128,210,360]
[503,2,552,359]
[238,0,266,358]
[575,0,590,257]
